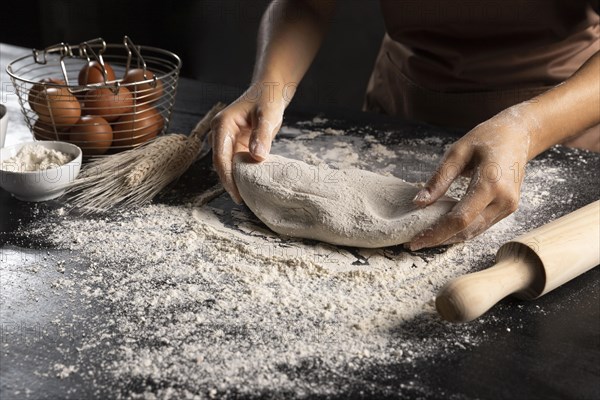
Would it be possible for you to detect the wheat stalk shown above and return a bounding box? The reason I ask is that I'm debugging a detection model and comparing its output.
[65,102,226,212]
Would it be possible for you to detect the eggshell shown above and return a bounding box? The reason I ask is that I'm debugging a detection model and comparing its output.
[28,78,66,110]
[122,68,164,103]
[32,119,69,141]
[69,115,113,155]
[78,61,116,85]
[34,87,81,126]
[83,86,134,122]
[112,105,164,148]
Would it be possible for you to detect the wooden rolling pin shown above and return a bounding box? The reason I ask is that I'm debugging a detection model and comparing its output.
[436,200,600,322]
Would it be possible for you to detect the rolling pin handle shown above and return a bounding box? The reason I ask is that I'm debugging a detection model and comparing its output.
[435,255,538,323]
[436,201,599,323]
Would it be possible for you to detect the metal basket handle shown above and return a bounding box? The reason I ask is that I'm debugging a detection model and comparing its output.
[123,36,159,89]
[77,37,114,87]
[32,42,71,64]
[32,42,73,86]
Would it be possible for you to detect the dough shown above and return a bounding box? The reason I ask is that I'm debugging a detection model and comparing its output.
[233,152,456,248]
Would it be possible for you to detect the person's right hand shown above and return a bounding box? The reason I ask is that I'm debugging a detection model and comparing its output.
[210,86,286,203]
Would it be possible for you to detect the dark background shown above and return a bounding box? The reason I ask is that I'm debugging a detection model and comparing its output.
[2,0,385,110]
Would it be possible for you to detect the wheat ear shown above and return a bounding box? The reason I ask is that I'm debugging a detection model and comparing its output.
[66,102,226,212]
[126,102,226,187]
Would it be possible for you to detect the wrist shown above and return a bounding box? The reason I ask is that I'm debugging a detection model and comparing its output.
[245,76,295,109]
[490,100,544,161]
[519,95,578,160]
[522,102,545,160]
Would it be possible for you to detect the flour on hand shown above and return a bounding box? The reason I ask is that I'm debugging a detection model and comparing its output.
[233,152,456,248]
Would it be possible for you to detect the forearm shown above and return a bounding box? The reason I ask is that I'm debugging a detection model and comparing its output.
[252,0,335,101]
[525,51,600,159]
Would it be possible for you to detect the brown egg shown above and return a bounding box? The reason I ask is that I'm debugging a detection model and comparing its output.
[33,87,81,125]
[28,78,66,110]
[32,119,69,141]
[112,105,164,148]
[69,115,113,155]
[122,68,164,103]
[78,61,116,85]
[83,86,134,122]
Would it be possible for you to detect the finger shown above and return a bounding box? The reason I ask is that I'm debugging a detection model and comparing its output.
[440,203,506,245]
[442,194,520,245]
[408,168,492,251]
[249,110,281,161]
[233,138,250,154]
[413,146,472,207]
[211,123,243,204]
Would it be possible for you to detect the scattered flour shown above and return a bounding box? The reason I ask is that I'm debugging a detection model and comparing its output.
[11,121,577,399]
[0,143,73,172]
[53,363,77,379]
[295,116,329,126]
[24,200,494,398]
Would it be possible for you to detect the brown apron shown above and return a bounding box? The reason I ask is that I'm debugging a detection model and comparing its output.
[364,0,600,130]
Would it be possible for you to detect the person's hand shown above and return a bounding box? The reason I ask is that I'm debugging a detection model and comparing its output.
[211,85,286,203]
[407,106,536,251]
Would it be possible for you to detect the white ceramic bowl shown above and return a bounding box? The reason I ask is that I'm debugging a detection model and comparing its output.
[0,141,82,202]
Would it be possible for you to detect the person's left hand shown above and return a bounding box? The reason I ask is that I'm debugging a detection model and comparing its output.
[407,106,535,251]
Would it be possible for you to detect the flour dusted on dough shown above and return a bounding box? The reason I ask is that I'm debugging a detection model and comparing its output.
[234,152,456,248]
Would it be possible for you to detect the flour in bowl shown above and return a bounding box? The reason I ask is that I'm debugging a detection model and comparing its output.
[0,143,73,172]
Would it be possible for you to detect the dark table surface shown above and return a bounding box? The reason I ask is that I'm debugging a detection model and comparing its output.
[1,70,600,400]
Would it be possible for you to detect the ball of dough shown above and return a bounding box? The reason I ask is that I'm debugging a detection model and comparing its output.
[233,152,456,248]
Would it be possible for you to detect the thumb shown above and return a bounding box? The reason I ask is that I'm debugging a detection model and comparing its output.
[249,108,282,161]
[414,147,470,206]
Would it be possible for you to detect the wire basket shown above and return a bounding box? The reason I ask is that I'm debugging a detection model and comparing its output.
[6,36,182,156]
